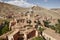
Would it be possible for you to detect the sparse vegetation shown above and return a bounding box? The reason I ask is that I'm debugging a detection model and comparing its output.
[32,37,45,40]
[43,19,60,34]
[49,25,55,30]
[0,38,6,40]
[55,19,60,33]
[43,20,55,30]
[0,38,3,40]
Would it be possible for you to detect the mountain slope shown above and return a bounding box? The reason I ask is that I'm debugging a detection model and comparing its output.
[0,2,60,19]
[51,8,60,14]
[0,2,28,17]
[31,6,60,19]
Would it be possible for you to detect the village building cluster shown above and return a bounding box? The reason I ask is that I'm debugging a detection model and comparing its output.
[0,6,60,40]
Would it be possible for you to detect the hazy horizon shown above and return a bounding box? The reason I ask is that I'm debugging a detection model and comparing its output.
[0,0,60,9]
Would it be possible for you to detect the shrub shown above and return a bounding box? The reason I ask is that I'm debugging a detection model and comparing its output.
[43,20,51,27]
[0,20,10,35]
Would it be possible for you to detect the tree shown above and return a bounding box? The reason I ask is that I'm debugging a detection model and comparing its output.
[39,27,44,36]
[1,25,9,34]
[0,20,10,35]
[43,20,51,27]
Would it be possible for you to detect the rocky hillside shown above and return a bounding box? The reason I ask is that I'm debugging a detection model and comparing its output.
[0,2,28,17]
[0,2,60,19]
[30,6,60,19]
[51,8,60,17]
[51,8,60,14]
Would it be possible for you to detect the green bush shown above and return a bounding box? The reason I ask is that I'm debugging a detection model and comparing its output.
[43,20,51,27]
[49,25,55,30]
[55,24,60,33]
[54,19,60,34]
[1,25,9,34]
[0,20,10,35]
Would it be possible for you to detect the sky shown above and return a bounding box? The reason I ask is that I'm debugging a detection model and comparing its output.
[0,0,60,9]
